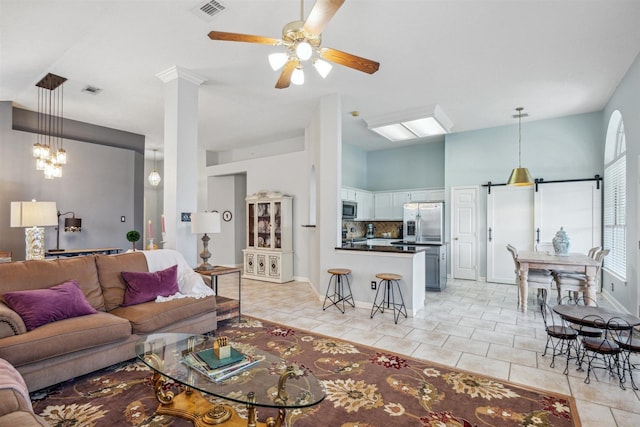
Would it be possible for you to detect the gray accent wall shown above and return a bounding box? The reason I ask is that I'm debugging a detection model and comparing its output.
[0,101,145,260]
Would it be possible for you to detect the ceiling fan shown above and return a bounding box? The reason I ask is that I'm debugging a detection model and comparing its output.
[208,0,380,89]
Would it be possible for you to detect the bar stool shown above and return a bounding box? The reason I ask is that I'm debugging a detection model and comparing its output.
[322,268,355,314]
[370,273,407,324]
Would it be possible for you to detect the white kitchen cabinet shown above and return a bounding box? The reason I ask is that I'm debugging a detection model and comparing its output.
[341,187,357,201]
[374,192,393,219]
[356,190,373,220]
[243,193,293,283]
[392,192,411,219]
[425,189,445,202]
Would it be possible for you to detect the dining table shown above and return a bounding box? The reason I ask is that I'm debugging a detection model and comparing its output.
[553,304,640,329]
[517,251,600,312]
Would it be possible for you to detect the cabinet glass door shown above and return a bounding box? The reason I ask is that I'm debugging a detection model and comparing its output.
[248,203,255,247]
[274,202,282,249]
[257,202,271,248]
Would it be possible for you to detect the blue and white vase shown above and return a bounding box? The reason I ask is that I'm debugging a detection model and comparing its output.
[552,227,570,256]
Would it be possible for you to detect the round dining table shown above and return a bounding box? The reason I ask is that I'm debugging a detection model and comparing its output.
[553,304,640,329]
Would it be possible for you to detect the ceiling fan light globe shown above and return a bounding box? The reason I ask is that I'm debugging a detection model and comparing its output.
[313,58,332,78]
[291,67,305,85]
[295,41,312,61]
[268,52,288,71]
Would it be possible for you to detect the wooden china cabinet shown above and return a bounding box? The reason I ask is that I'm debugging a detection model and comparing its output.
[242,192,293,283]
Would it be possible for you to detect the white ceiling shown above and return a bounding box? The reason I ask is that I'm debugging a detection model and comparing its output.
[2,0,640,157]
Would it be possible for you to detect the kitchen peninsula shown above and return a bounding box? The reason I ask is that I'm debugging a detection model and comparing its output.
[335,241,438,317]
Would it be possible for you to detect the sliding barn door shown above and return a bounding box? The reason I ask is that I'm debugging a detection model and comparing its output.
[487,186,534,284]
[486,180,602,285]
[534,181,602,253]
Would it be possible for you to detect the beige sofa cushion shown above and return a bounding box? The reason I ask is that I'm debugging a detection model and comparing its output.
[0,312,131,367]
[109,296,217,334]
[95,252,148,311]
[0,256,105,311]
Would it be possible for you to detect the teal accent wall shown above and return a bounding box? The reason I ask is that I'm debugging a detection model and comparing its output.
[445,111,604,189]
[444,110,605,280]
[367,138,445,191]
[342,143,368,188]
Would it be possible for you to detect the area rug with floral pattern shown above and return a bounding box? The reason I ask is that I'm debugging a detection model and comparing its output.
[31,316,580,426]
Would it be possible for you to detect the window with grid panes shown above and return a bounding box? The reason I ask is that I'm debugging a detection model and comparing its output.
[603,111,626,279]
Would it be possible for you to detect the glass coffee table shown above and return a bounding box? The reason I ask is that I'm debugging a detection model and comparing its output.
[136,333,325,427]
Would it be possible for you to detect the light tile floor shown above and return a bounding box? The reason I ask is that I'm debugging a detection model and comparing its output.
[216,276,640,427]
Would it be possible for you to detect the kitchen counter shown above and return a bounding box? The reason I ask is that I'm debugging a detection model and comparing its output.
[336,243,428,253]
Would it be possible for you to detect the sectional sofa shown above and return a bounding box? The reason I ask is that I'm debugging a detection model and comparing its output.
[0,250,220,393]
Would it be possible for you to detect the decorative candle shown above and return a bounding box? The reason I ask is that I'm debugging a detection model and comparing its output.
[161,214,165,233]
[148,220,152,237]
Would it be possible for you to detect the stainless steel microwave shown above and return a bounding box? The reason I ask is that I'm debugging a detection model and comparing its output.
[342,201,357,219]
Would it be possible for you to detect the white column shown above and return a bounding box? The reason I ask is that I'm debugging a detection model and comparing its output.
[156,66,206,265]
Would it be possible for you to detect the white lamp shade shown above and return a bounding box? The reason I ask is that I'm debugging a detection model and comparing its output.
[291,67,304,85]
[10,201,58,227]
[191,212,221,234]
[268,52,289,71]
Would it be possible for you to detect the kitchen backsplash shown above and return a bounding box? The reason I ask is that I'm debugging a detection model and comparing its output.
[343,221,403,239]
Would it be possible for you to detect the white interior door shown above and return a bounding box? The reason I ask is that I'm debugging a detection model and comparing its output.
[487,186,535,284]
[534,181,602,253]
[452,186,478,280]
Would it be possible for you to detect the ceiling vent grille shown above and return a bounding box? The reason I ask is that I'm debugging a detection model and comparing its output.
[81,85,102,95]
[193,0,226,21]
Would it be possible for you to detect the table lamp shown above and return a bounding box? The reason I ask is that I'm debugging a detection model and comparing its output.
[49,210,82,252]
[191,211,221,271]
[10,200,58,260]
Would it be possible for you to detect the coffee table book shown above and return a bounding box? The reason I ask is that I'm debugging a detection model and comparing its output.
[182,348,259,382]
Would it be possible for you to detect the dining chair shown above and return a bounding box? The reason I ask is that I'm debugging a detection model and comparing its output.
[612,322,640,390]
[578,315,624,388]
[553,249,609,303]
[506,244,553,308]
[541,302,579,374]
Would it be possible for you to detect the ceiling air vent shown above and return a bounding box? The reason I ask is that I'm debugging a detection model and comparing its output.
[192,0,226,21]
[81,85,102,95]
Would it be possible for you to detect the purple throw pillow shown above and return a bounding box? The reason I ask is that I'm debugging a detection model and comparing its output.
[121,264,179,307]
[3,280,98,331]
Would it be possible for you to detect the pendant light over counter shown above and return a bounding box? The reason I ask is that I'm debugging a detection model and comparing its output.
[507,107,534,187]
[148,149,161,186]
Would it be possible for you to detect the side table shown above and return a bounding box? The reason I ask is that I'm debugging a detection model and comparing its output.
[197,266,242,323]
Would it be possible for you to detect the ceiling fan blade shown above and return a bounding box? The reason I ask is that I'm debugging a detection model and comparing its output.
[275,60,299,89]
[208,31,280,45]
[303,0,345,36]
[321,48,380,74]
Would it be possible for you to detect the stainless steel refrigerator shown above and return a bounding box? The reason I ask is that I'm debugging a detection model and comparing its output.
[402,202,444,244]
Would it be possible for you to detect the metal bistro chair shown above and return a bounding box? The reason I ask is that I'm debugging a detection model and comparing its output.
[612,322,640,390]
[506,244,553,308]
[578,315,624,388]
[541,302,580,374]
[553,249,609,303]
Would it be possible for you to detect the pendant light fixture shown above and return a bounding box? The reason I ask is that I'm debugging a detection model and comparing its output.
[32,73,67,179]
[148,149,162,186]
[507,107,534,186]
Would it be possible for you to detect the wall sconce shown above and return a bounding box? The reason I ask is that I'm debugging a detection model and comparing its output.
[49,211,82,252]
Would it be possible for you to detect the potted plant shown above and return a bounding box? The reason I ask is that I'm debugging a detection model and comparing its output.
[126,230,141,251]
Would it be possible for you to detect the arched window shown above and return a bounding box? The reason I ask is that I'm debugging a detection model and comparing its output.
[603,110,626,279]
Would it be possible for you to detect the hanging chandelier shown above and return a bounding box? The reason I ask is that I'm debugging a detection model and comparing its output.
[507,107,534,186]
[32,73,68,179]
[148,149,162,186]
